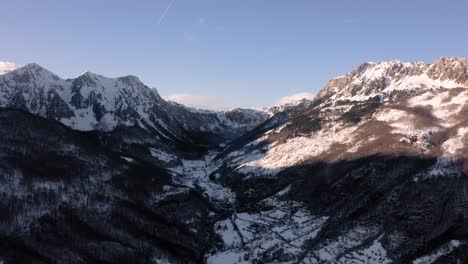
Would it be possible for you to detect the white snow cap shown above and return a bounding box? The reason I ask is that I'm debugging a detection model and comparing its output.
[0,61,18,75]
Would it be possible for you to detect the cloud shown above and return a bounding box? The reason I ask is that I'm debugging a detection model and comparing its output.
[276,92,316,106]
[163,93,226,110]
[0,61,17,75]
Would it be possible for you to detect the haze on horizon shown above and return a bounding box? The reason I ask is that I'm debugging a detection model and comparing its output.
[1,0,468,109]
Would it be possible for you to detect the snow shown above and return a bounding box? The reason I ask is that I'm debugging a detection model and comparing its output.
[149,148,178,163]
[388,73,461,91]
[413,157,461,182]
[149,185,191,204]
[442,127,468,156]
[229,124,357,177]
[220,60,468,184]
[303,225,384,263]
[337,238,392,264]
[96,113,118,131]
[61,107,98,131]
[169,151,236,205]
[328,59,467,104]
[0,65,127,132]
[375,108,408,123]
[413,240,463,264]
[374,108,425,135]
[168,100,268,131]
[151,256,173,264]
[3,59,468,263]
[207,191,329,263]
[0,64,218,137]
[345,72,463,102]
[409,89,468,123]
[206,251,249,264]
[214,219,243,248]
[120,156,135,163]
[215,109,268,129]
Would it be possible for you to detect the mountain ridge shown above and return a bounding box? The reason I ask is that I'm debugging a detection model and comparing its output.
[0,57,467,263]
[202,57,468,263]
[0,63,269,148]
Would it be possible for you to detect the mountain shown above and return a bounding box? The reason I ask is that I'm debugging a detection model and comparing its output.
[222,57,468,175]
[209,57,468,263]
[0,108,216,263]
[0,63,268,149]
[0,57,467,263]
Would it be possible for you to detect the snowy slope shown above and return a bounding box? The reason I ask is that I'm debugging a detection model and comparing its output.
[222,57,468,178]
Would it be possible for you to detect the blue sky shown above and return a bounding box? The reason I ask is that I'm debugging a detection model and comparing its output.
[1,0,468,108]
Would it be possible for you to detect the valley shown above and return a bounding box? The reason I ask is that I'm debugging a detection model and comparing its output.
[0,57,467,263]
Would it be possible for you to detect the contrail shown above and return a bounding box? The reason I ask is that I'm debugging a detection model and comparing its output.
[158,0,177,25]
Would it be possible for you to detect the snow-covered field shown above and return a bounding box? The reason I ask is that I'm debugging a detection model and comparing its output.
[206,186,329,264]
[168,151,236,205]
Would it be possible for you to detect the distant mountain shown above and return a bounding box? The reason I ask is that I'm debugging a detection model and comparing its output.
[0,57,467,263]
[0,63,268,147]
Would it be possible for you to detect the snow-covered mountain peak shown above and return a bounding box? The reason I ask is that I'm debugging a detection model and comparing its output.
[267,98,313,116]
[428,56,468,85]
[0,63,268,144]
[14,63,56,76]
[433,56,468,65]
[220,58,468,182]
[118,74,141,82]
[5,63,62,85]
[318,57,468,103]
[73,72,102,88]
[80,71,103,79]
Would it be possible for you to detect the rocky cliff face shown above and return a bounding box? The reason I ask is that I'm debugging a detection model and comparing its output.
[0,58,467,263]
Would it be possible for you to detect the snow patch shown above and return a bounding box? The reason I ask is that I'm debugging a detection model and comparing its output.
[149,148,178,163]
[230,125,357,177]
[207,194,329,263]
[442,127,468,156]
[413,240,463,264]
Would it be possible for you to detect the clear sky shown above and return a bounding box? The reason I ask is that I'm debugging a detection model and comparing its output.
[1,0,468,108]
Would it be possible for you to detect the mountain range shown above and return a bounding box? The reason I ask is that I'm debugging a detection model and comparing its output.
[0,57,467,263]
